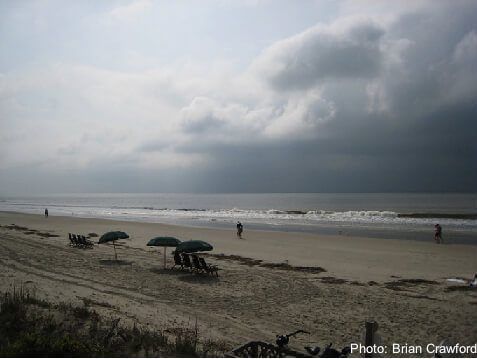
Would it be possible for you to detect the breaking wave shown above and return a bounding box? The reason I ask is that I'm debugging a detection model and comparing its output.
[1,199,476,228]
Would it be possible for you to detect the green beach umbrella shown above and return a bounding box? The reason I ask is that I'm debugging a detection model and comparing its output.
[147,236,182,269]
[175,240,213,254]
[99,231,129,260]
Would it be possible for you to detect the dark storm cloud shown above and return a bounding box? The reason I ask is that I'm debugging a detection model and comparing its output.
[254,19,386,91]
[168,1,477,192]
[377,6,477,117]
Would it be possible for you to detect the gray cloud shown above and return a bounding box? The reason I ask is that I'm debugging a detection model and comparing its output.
[1,0,476,194]
[167,1,477,192]
[253,19,386,91]
[180,97,229,133]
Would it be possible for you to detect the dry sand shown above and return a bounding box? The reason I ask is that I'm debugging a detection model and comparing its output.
[0,211,476,354]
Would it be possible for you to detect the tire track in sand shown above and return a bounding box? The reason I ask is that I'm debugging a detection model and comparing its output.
[0,234,172,305]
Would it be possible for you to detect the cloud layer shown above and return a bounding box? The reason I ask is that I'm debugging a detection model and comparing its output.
[0,0,476,193]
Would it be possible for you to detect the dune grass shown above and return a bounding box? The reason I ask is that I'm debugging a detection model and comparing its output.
[0,285,228,357]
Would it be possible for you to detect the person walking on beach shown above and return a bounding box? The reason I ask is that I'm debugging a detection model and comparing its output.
[44,208,48,218]
[236,221,243,239]
[434,224,442,243]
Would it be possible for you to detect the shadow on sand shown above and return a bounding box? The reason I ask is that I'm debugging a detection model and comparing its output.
[177,274,219,284]
[149,267,184,276]
[99,259,133,266]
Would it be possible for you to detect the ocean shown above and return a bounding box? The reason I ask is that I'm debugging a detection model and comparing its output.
[1,193,476,244]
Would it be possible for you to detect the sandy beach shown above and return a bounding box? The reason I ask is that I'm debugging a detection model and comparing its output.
[0,211,476,354]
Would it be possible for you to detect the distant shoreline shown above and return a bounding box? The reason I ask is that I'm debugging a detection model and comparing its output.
[1,209,477,245]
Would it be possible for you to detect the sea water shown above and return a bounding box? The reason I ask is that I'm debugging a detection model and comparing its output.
[0,193,476,243]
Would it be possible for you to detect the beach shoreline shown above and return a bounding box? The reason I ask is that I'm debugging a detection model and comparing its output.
[1,210,476,281]
[1,192,476,246]
[1,211,476,354]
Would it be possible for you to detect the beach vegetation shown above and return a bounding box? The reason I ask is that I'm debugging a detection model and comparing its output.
[0,285,228,357]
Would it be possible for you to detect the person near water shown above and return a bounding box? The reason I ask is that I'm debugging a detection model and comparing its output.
[470,274,477,288]
[44,208,49,217]
[434,224,442,243]
[236,221,243,239]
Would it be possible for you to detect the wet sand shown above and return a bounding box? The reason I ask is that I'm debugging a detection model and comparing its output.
[0,211,476,354]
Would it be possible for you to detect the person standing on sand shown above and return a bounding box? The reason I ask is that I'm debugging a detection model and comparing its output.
[434,224,442,243]
[236,221,243,239]
[44,208,48,218]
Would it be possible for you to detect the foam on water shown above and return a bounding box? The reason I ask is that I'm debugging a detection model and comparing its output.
[3,193,476,244]
[1,200,476,230]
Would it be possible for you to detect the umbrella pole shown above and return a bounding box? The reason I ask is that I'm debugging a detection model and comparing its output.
[113,240,117,260]
[164,247,167,269]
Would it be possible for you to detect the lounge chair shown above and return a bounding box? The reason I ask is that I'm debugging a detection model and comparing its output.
[71,234,81,248]
[80,235,94,248]
[172,251,184,270]
[84,235,94,247]
[181,253,193,272]
[69,234,93,248]
[199,257,219,277]
[191,254,205,274]
[68,233,76,247]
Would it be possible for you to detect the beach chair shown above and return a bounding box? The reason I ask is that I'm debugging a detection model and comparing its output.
[76,234,86,248]
[199,257,219,277]
[181,253,193,272]
[76,234,84,247]
[191,254,205,274]
[68,233,75,247]
[172,251,184,270]
[71,234,81,248]
[80,235,94,248]
[84,235,93,247]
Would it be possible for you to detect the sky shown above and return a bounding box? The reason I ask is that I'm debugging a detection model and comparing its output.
[0,0,476,194]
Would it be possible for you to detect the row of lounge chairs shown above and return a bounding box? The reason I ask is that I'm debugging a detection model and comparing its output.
[68,233,94,248]
[173,252,219,277]
[67,234,220,277]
